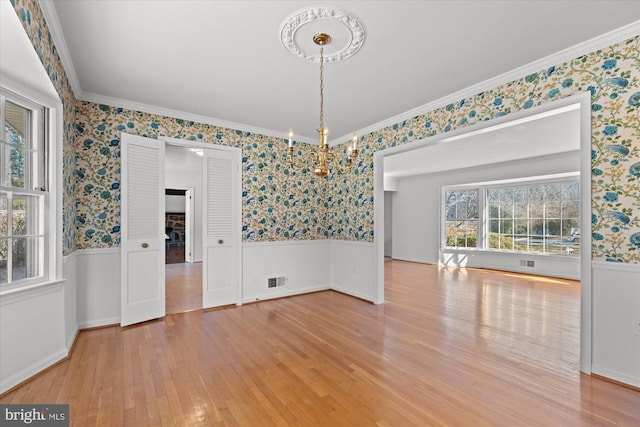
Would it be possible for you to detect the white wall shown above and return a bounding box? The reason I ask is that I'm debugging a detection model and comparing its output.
[165,145,203,260]
[331,240,378,302]
[591,262,640,388]
[392,151,581,278]
[0,281,69,393]
[384,191,393,257]
[242,241,331,303]
[76,249,120,328]
[165,194,185,213]
[63,254,78,350]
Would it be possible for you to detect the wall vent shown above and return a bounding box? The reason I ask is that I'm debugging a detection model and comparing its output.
[519,260,535,268]
[268,276,287,288]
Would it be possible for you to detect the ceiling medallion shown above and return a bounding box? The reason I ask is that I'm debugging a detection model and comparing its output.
[279,7,365,63]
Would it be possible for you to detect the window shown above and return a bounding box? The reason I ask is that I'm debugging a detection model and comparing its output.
[1,88,48,286]
[487,181,579,255]
[444,189,478,248]
[443,176,580,257]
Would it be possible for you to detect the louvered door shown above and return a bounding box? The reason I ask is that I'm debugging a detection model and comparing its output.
[202,149,241,308]
[120,133,165,326]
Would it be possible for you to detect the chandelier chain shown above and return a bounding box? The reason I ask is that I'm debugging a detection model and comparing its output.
[286,32,358,177]
[319,43,324,130]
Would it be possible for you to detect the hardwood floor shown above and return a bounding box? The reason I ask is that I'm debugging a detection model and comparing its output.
[2,261,639,426]
[165,262,202,314]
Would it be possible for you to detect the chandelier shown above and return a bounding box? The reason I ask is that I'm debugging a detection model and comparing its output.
[286,33,359,177]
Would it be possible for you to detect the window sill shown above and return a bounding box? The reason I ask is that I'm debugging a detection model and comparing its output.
[0,278,66,306]
[441,247,580,260]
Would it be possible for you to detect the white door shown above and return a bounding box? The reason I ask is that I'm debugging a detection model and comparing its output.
[120,133,165,326]
[202,149,241,308]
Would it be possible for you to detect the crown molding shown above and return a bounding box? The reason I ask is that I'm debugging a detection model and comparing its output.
[330,20,640,147]
[78,91,318,145]
[36,0,316,145]
[37,0,81,98]
[34,0,638,149]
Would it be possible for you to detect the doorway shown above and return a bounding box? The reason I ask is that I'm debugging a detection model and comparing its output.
[374,92,592,373]
[164,145,203,314]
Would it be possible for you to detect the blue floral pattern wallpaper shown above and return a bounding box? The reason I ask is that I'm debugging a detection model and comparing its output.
[11,0,78,256]
[74,102,328,247]
[10,0,640,263]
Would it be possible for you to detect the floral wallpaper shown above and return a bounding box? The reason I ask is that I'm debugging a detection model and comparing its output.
[10,1,640,263]
[74,101,327,247]
[328,35,640,263]
[11,0,78,256]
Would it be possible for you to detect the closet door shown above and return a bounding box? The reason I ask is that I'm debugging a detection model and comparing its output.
[202,149,241,308]
[120,133,165,326]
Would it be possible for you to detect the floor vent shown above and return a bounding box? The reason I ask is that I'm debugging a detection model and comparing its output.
[268,276,287,288]
[519,260,535,268]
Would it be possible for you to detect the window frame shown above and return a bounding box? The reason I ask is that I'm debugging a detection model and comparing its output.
[0,83,61,295]
[441,172,580,257]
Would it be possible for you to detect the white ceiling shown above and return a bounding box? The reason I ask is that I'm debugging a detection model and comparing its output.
[44,1,640,144]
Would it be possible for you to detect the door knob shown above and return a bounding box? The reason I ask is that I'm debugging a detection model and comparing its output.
[141,243,149,248]
[218,239,224,244]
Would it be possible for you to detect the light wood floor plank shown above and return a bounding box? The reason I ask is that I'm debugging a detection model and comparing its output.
[2,261,639,425]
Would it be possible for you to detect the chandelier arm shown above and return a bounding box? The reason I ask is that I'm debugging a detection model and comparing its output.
[286,147,305,169]
[306,149,318,166]
[330,152,355,175]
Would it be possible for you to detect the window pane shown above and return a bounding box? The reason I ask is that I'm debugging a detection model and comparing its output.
[487,204,499,219]
[4,101,30,189]
[514,187,528,203]
[560,181,579,200]
[514,202,527,218]
[0,238,6,285]
[445,192,457,219]
[466,191,478,219]
[514,219,528,235]
[500,219,513,235]
[529,219,544,236]
[562,201,579,218]
[563,220,580,237]
[12,195,38,236]
[445,220,477,248]
[530,201,543,218]
[500,234,513,250]
[0,193,7,237]
[12,236,40,281]
[546,201,560,218]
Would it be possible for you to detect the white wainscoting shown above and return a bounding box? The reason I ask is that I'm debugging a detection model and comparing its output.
[76,248,121,328]
[0,281,67,393]
[242,240,331,303]
[439,249,581,280]
[330,240,378,303]
[63,253,78,353]
[591,261,640,388]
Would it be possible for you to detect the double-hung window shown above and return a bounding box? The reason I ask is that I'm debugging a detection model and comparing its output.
[0,88,48,286]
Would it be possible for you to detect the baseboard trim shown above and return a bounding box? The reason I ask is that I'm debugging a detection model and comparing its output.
[592,364,640,389]
[78,317,121,330]
[243,284,330,304]
[330,285,375,303]
[0,348,68,395]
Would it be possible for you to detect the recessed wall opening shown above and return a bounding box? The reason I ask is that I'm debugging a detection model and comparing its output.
[374,93,592,374]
